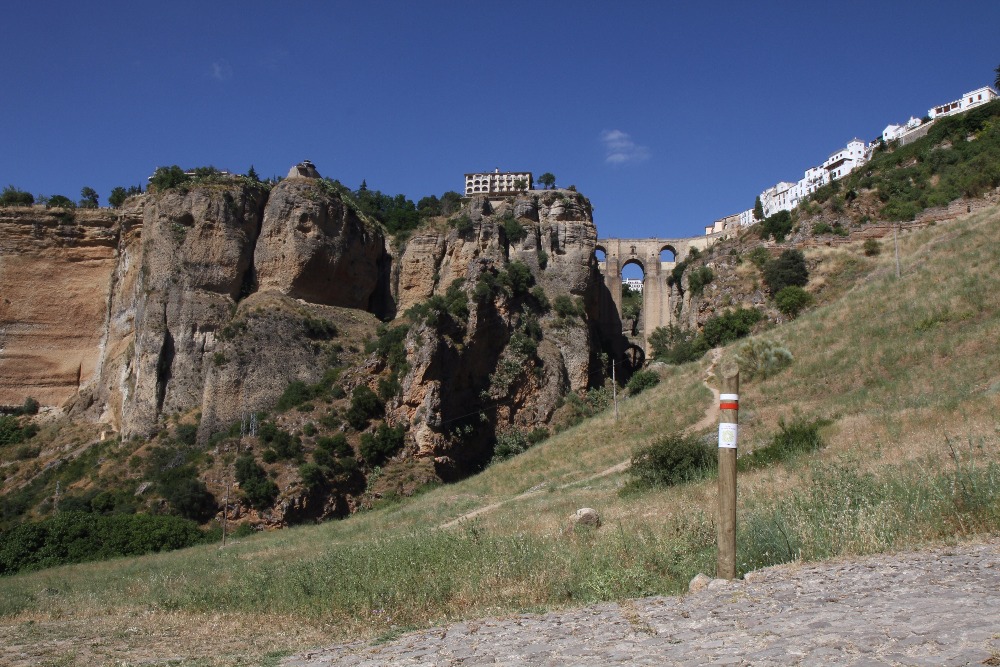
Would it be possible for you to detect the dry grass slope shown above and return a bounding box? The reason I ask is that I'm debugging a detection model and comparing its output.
[2,205,1000,666]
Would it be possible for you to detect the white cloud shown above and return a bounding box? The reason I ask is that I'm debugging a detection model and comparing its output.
[600,129,650,166]
[210,61,233,81]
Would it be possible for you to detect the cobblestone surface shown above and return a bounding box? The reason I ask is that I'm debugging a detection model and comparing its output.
[283,539,1000,666]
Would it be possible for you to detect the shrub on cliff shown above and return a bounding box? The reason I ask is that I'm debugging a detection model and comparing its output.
[759,210,793,242]
[346,385,383,430]
[359,423,405,466]
[649,325,708,365]
[0,186,34,207]
[235,454,278,510]
[149,166,190,192]
[763,250,809,295]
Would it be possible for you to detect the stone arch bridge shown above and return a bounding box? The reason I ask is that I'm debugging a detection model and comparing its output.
[596,235,713,355]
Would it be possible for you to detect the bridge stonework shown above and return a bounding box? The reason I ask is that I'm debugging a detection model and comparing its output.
[596,236,712,355]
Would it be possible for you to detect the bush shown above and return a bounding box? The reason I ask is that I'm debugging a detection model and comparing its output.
[234,454,278,510]
[450,215,473,234]
[702,308,763,347]
[0,185,34,207]
[626,369,660,396]
[762,249,808,295]
[649,325,709,364]
[863,239,881,256]
[20,397,40,415]
[46,194,76,209]
[739,417,827,471]
[0,415,35,446]
[491,428,531,463]
[149,166,190,191]
[502,215,527,243]
[359,423,405,466]
[687,266,714,296]
[0,511,206,576]
[317,433,353,458]
[746,247,771,270]
[774,285,813,318]
[346,385,383,430]
[553,294,583,319]
[734,337,794,382]
[625,433,716,491]
[759,210,793,242]
[157,466,216,521]
[276,381,315,412]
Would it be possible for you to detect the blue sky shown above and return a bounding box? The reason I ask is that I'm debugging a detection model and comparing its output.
[2,1,998,243]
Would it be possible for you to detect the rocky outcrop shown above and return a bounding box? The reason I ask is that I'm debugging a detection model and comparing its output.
[254,179,391,316]
[73,178,392,439]
[387,190,605,475]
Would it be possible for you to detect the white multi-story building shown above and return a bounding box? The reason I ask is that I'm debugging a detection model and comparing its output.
[822,138,866,181]
[760,182,798,218]
[464,169,533,195]
[928,86,998,119]
[882,117,923,143]
[623,278,644,293]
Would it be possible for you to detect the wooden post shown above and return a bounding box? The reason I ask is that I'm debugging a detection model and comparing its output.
[717,365,739,580]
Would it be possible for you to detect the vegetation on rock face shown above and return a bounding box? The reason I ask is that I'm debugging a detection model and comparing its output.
[758,210,793,242]
[762,249,808,296]
[844,99,1000,221]
[0,185,34,207]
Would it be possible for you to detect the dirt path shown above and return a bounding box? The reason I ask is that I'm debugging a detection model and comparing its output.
[440,349,723,529]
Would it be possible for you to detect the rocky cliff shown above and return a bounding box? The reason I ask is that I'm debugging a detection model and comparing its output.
[0,174,613,526]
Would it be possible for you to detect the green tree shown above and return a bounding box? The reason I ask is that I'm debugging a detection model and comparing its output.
[246,165,260,182]
[149,165,190,192]
[753,195,764,221]
[439,191,462,215]
[46,194,75,209]
[234,454,278,510]
[0,185,34,207]
[108,185,142,208]
[774,285,813,318]
[359,423,405,466]
[79,187,99,208]
[538,172,556,189]
[763,249,808,295]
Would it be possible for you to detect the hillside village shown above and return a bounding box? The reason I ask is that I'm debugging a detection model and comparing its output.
[704,84,998,235]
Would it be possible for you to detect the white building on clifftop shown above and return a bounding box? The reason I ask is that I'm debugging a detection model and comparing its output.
[465,169,533,195]
[928,86,998,119]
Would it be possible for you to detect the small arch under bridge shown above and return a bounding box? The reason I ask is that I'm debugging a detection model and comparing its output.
[596,236,712,355]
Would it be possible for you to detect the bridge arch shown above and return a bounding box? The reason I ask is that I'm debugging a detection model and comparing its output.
[595,235,713,356]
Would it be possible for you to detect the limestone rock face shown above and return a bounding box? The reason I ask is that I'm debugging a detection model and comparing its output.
[388,190,604,473]
[0,207,126,406]
[114,185,267,437]
[254,179,390,314]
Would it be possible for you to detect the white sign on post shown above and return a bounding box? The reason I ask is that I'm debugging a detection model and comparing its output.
[718,422,738,449]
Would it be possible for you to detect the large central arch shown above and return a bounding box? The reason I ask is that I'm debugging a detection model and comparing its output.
[595,236,711,354]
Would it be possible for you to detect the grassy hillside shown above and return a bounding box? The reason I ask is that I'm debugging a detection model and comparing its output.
[2,204,1000,665]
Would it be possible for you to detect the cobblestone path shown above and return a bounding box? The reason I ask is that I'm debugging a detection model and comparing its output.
[283,538,1000,667]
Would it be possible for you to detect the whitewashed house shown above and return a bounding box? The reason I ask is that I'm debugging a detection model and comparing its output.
[928,86,998,119]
